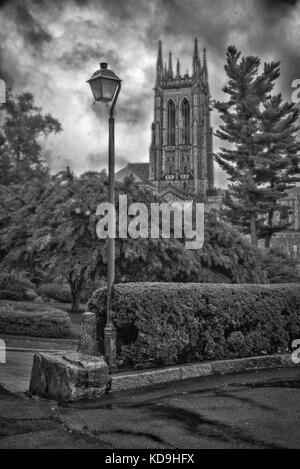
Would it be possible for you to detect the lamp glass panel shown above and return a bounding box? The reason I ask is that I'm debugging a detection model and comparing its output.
[89,78,102,101]
[101,77,118,101]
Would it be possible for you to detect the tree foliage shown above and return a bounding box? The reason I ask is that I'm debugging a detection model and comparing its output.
[0,92,62,183]
[215,46,300,246]
[0,171,273,311]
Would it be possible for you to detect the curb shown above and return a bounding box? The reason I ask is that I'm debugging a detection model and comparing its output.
[111,353,296,393]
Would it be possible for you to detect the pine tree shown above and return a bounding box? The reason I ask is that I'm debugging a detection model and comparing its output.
[214,46,287,246]
[255,94,300,246]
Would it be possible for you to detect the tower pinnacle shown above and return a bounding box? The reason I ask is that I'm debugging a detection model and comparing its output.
[168,52,173,78]
[176,58,180,77]
[155,40,163,86]
[203,48,208,82]
[193,38,201,79]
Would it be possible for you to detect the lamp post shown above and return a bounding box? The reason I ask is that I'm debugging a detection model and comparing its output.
[87,62,121,370]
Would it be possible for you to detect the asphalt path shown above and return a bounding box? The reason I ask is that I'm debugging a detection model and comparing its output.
[0,366,299,449]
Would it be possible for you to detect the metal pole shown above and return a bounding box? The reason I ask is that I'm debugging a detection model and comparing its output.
[104,82,121,370]
[106,115,115,324]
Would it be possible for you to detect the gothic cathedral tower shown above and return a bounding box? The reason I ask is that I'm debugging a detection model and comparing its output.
[149,39,214,198]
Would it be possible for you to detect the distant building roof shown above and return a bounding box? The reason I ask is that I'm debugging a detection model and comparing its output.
[115,163,149,183]
[287,186,300,196]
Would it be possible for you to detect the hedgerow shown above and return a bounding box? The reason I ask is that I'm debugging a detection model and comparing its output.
[0,301,72,338]
[88,282,300,369]
[37,283,71,303]
[0,274,37,301]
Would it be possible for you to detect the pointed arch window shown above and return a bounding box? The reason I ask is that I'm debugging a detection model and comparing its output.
[182,98,190,144]
[167,99,175,146]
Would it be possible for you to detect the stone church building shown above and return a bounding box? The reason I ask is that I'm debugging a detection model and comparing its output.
[149,39,214,199]
[116,39,221,209]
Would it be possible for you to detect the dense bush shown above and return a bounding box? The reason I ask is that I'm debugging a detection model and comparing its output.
[37,283,71,303]
[262,247,300,283]
[88,282,300,370]
[0,301,72,337]
[0,274,37,301]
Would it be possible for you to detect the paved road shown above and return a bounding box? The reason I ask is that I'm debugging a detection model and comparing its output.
[0,366,299,449]
[0,386,108,449]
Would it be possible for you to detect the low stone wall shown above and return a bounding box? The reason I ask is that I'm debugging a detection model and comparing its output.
[111,353,296,393]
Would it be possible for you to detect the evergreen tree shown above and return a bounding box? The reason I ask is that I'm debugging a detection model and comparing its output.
[214,46,299,246]
[255,94,300,246]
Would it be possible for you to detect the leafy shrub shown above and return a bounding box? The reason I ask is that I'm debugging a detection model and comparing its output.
[0,301,72,338]
[0,274,37,301]
[262,247,300,283]
[37,283,71,303]
[88,282,300,370]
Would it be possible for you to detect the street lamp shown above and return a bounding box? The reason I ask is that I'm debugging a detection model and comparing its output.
[87,62,121,370]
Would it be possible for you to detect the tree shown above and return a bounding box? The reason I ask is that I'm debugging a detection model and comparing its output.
[255,95,300,246]
[112,178,267,284]
[214,46,299,246]
[0,92,62,183]
[0,175,50,269]
[0,171,271,313]
[0,169,107,311]
[27,169,108,312]
[262,246,300,283]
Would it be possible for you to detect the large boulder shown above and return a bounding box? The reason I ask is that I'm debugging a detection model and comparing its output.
[29,351,111,401]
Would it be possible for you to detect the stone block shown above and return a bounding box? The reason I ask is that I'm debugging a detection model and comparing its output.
[29,351,111,401]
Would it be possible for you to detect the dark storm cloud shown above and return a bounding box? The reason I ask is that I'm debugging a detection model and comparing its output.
[58,43,120,69]
[0,1,53,51]
[249,0,300,97]
[262,0,297,8]
[14,3,52,48]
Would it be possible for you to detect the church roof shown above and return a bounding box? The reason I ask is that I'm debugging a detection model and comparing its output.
[115,163,149,183]
[127,163,149,180]
[287,186,300,196]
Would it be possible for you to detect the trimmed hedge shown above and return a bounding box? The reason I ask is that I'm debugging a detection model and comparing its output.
[0,301,72,338]
[0,274,37,301]
[37,283,71,303]
[88,283,300,370]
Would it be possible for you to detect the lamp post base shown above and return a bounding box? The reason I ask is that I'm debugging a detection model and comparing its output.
[104,322,117,372]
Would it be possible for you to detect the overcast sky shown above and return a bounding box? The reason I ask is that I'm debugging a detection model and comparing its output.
[0,0,299,187]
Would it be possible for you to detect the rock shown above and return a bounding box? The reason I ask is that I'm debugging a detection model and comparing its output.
[33,296,44,303]
[29,351,111,401]
[25,288,38,301]
[78,312,99,356]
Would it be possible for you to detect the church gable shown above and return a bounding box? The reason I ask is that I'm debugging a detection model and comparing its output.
[115,163,149,184]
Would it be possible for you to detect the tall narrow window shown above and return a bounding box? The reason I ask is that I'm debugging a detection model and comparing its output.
[182,98,190,144]
[167,100,175,146]
[155,123,160,147]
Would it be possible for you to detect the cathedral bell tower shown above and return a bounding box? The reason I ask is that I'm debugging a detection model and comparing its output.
[149,39,214,199]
